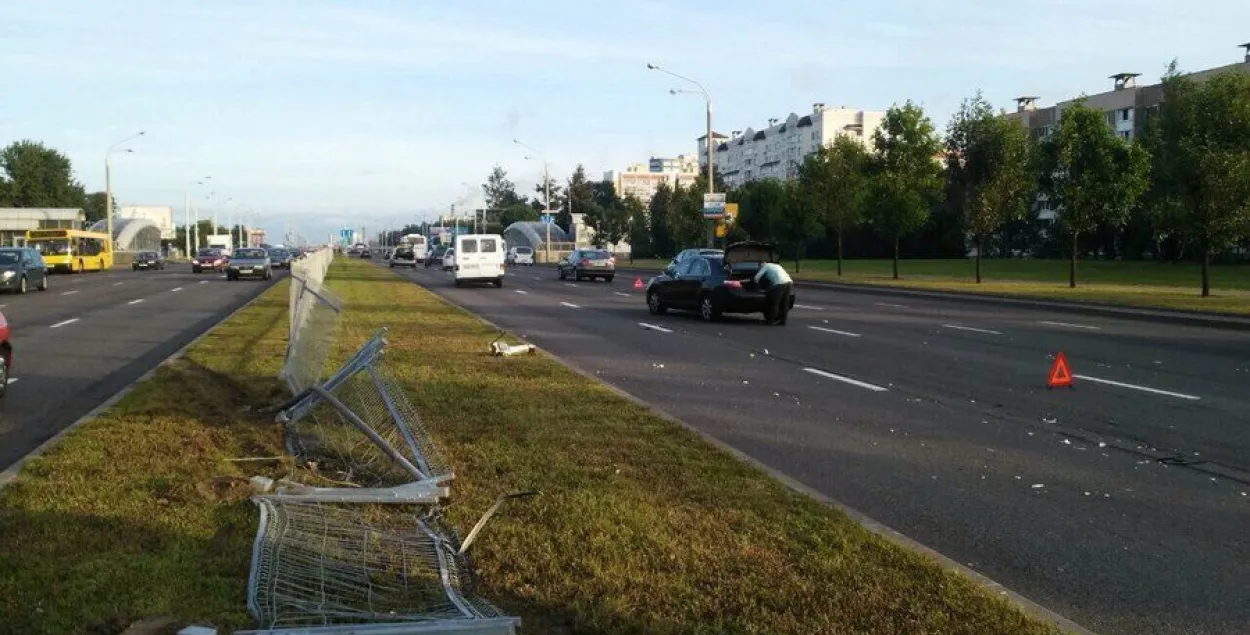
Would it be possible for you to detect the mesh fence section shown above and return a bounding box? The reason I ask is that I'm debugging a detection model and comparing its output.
[282,277,343,395]
[248,498,505,629]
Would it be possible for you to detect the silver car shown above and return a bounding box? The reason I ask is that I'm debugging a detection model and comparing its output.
[227,248,273,280]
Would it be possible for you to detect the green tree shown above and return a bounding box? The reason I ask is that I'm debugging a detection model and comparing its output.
[734,178,785,243]
[498,202,539,228]
[867,102,945,279]
[1147,63,1250,296]
[776,180,824,271]
[530,175,565,216]
[481,165,523,210]
[582,181,629,248]
[1038,100,1150,288]
[0,140,87,209]
[946,92,1035,283]
[667,180,709,249]
[648,181,676,257]
[624,195,651,258]
[797,135,871,276]
[83,191,111,224]
[563,164,594,231]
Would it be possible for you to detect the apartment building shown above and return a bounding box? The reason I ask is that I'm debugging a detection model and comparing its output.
[604,154,701,205]
[697,103,885,189]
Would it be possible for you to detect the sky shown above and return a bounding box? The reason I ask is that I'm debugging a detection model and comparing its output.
[2,0,1249,244]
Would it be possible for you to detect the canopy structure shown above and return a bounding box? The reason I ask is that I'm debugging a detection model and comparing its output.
[89,217,162,252]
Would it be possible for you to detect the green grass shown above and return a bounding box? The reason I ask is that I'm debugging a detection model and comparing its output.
[0,259,1063,635]
[624,258,1250,314]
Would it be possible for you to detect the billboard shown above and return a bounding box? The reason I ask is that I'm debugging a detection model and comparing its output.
[702,193,726,219]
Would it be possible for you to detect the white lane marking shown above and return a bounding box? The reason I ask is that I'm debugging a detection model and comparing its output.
[564,283,578,288]
[942,324,1003,336]
[1073,374,1200,401]
[199,280,209,285]
[614,292,631,297]
[50,318,79,328]
[794,303,823,310]
[638,322,673,333]
[172,287,183,292]
[560,302,580,308]
[60,290,78,296]
[1040,320,1101,331]
[803,367,889,392]
[5,377,17,385]
[875,302,908,308]
[128,299,145,305]
[113,282,124,286]
[808,326,862,338]
[514,290,528,295]
[532,276,541,281]
[0,304,6,308]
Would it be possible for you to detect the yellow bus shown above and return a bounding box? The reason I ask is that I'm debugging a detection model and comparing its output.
[24,229,114,273]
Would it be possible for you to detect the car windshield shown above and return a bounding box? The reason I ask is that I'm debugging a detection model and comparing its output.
[196,249,219,257]
[0,251,19,265]
[234,249,267,259]
[269,250,287,258]
[139,252,157,258]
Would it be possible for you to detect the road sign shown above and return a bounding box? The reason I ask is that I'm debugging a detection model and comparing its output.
[715,222,728,238]
[541,214,554,224]
[702,193,726,219]
[724,203,739,222]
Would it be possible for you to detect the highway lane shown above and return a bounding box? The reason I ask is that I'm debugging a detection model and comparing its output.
[0,266,283,471]
[392,261,1250,635]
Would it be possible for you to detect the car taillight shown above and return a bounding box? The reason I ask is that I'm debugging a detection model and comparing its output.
[580,258,590,266]
[214,259,222,264]
[722,280,742,289]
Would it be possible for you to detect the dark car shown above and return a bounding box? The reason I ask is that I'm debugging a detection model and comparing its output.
[425,245,448,268]
[0,248,49,294]
[227,248,273,281]
[192,248,229,273]
[0,308,10,399]
[389,245,418,268]
[557,249,615,282]
[645,241,794,324]
[664,248,724,276]
[268,248,293,269]
[360,248,373,259]
[133,251,165,271]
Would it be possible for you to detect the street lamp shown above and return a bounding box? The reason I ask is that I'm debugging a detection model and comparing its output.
[514,139,553,263]
[648,63,716,247]
[184,176,210,259]
[105,130,144,253]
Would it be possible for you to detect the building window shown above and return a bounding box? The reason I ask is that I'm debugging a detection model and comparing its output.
[1121,108,1131,122]
[1118,130,1131,140]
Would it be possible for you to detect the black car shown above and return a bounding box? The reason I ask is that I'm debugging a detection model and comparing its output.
[133,251,165,271]
[645,241,795,324]
[389,245,418,268]
[0,248,49,294]
[268,248,293,269]
[360,248,373,259]
[663,247,724,276]
[425,245,448,268]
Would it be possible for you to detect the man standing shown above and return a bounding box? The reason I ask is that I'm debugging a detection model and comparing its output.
[754,261,793,325]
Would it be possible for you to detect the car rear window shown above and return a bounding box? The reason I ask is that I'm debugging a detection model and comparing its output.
[235,249,267,259]
[459,240,477,254]
[516,247,532,254]
[480,238,498,253]
[586,250,611,260]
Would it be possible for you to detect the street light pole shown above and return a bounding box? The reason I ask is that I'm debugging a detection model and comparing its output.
[184,177,210,259]
[105,131,144,254]
[649,64,716,247]
[514,139,553,263]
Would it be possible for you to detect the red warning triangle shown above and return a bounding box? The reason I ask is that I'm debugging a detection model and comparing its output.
[633,277,643,290]
[1047,352,1073,389]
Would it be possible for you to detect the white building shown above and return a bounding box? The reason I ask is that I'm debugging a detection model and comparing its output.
[700,103,885,188]
[118,206,175,240]
[603,154,701,205]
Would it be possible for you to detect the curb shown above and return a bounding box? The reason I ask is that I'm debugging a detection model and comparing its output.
[595,264,1250,332]
[0,277,284,493]
[403,267,1098,635]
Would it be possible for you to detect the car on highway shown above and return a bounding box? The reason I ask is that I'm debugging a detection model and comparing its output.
[0,248,49,294]
[360,247,373,259]
[192,248,229,273]
[425,245,448,268]
[382,247,394,261]
[268,248,293,269]
[452,233,505,288]
[664,247,724,276]
[133,251,165,271]
[645,241,794,323]
[557,248,615,282]
[441,248,456,272]
[506,246,534,266]
[0,308,9,399]
[227,247,273,281]
[389,245,418,268]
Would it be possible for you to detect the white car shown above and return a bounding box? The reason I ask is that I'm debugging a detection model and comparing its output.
[452,234,505,288]
[507,246,534,266]
[441,248,456,272]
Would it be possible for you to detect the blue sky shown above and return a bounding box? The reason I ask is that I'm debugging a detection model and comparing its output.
[2,0,1248,243]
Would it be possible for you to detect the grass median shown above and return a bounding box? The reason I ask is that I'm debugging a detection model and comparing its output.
[0,258,1062,635]
[626,258,1250,315]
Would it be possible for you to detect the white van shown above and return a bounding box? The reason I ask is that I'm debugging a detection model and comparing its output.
[453,234,505,288]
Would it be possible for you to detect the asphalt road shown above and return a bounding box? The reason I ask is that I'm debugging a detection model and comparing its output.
[0,265,282,471]
[389,259,1250,635]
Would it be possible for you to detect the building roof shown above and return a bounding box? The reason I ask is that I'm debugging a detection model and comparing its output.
[0,207,85,231]
[696,132,730,141]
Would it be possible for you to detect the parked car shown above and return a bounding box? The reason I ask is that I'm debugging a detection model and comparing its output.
[133,251,165,271]
[192,248,229,273]
[645,241,794,324]
[0,248,49,294]
[389,245,418,268]
[506,246,535,266]
[0,308,10,399]
[441,248,456,272]
[452,234,505,288]
[425,245,448,268]
[268,248,293,269]
[557,248,615,282]
[227,248,273,281]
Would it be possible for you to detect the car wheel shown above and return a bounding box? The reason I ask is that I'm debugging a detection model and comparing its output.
[494,277,503,288]
[453,279,463,288]
[700,295,720,322]
[0,351,8,399]
[17,276,26,294]
[604,276,614,283]
[647,289,667,315]
[37,274,48,291]
[557,268,565,280]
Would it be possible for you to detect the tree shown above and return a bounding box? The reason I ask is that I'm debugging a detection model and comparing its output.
[667,180,709,249]
[582,181,629,248]
[648,181,676,257]
[776,180,824,271]
[498,202,539,228]
[624,195,651,259]
[0,140,87,209]
[797,135,871,276]
[563,164,594,231]
[734,178,786,243]
[946,92,1035,282]
[1147,63,1250,296]
[530,175,565,216]
[83,191,111,224]
[1038,99,1150,288]
[867,102,945,279]
[481,165,522,210]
